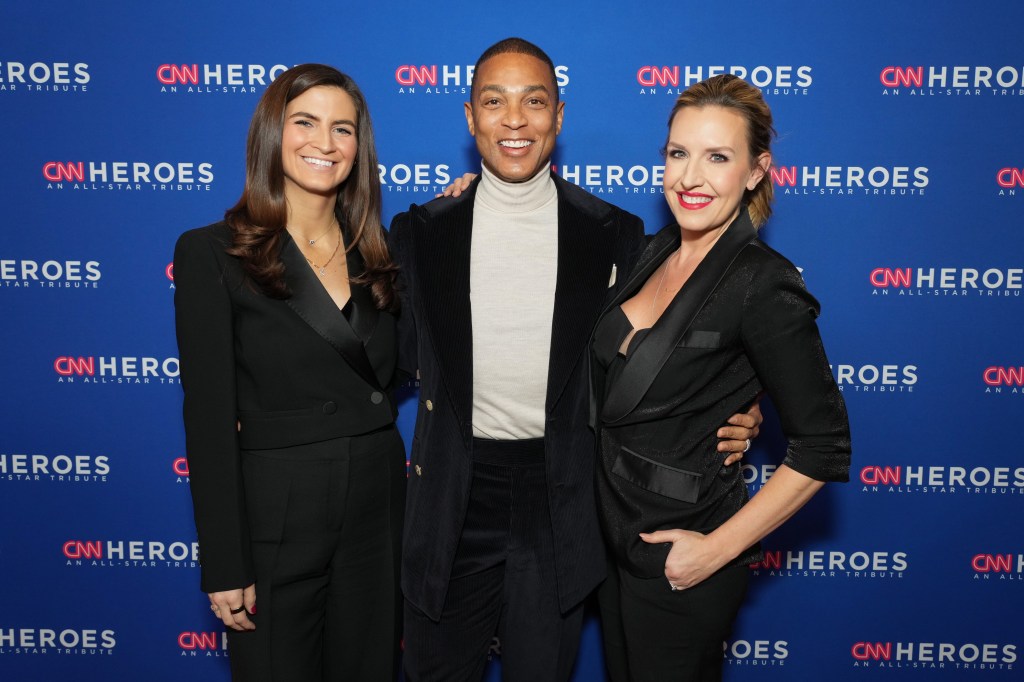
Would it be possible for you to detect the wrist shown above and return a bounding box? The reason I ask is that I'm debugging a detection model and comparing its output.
[704,529,740,567]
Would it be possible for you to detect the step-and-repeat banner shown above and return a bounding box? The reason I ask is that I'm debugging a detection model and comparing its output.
[2,1,1021,680]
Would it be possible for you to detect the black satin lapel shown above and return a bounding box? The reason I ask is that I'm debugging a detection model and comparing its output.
[280,233,382,390]
[414,191,475,427]
[601,210,757,424]
[344,245,379,346]
[546,186,617,410]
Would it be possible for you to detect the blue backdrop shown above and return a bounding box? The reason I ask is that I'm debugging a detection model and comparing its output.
[2,1,1022,679]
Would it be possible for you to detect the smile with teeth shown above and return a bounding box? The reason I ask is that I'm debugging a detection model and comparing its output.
[678,192,713,208]
[303,156,335,168]
[499,139,533,149]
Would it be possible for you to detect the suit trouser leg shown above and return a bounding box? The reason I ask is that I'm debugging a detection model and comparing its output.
[403,439,584,682]
[605,563,749,682]
[228,428,404,682]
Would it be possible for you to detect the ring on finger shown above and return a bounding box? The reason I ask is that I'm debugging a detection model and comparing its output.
[210,604,220,613]
[229,604,246,615]
[743,438,751,453]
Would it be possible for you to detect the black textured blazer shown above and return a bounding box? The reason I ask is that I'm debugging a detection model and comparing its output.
[173,221,397,592]
[591,210,852,578]
[389,174,645,620]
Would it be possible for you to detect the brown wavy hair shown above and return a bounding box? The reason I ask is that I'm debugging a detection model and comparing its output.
[225,63,397,311]
[666,74,776,227]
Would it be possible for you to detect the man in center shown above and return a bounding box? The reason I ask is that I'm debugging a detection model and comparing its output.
[390,38,758,681]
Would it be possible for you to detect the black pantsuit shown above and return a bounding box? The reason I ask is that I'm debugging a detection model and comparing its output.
[591,210,852,679]
[174,222,404,679]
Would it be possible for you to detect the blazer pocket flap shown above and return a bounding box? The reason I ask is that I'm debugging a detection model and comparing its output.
[677,329,720,349]
[611,447,702,503]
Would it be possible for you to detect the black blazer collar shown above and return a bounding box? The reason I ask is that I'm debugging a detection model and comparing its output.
[600,209,757,424]
[411,180,478,428]
[280,229,383,391]
[546,174,620,410]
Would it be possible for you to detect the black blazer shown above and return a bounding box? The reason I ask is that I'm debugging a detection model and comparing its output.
[173,221,398,592]
[389,174,645,620]
[591,210,852,579]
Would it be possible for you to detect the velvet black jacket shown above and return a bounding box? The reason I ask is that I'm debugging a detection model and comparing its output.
[389,174,645,620]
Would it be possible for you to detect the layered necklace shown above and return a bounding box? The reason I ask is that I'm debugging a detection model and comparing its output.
[300,222,342,277]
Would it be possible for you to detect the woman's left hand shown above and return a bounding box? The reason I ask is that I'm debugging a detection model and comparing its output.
[435,173,478,198]
[640,529,726,591]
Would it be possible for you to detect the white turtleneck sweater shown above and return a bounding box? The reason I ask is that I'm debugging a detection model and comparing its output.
[470,166,558,440]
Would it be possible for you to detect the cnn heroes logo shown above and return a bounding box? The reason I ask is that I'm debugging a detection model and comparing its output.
[972,553,1024,582]
[852,641,1016,671]
[393,63,569,95]
[997,166,1023,197]
[63,539,199,569]
[750,549,908,579]
[0,61,89,93]
[0,628,115,656]
[157,63,289,94]
[830,363,917,393]
[178,631,228,658]
[880,65,1024,97]
[985,366,1024,394]
[723,639,789,667]
[1,259,100,290]
[859,464,1024,496]
[54,355,180,385]
[870,267,1022,298]
[378,162,455,194]
[43,160,214,192]
[636,64,813,96]
[0,452,109,483]
[771,164,928,197]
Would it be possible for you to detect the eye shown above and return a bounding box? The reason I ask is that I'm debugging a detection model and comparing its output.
[526,97,546,107]
[665,149,687,160]
[294,119,313,128]
[710,153,729,162]
[333,126,353,135]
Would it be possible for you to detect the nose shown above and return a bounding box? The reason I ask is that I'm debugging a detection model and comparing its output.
[313,125,336,153]
[502,102,526,129]
[678,158,702,190]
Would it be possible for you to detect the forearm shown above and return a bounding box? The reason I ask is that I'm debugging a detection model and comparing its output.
[706,464,824,563]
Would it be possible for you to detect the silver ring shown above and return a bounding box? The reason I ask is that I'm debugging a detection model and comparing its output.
[743,439,752,453]
[669,583,679,591]
[210,604,219,613]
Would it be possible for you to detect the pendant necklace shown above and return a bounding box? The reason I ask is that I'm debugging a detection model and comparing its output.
[305,221,336,246]
[303,229,342,277]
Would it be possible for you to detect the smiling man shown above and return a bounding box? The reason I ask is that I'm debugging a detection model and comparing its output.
[389,37,756,682]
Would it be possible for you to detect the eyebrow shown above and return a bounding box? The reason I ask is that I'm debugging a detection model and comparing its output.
[288,111,356,127]
[477,84,550,97]
[666,141,737,154]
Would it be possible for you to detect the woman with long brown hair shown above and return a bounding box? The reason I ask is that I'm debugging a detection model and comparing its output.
[174,63,403,680]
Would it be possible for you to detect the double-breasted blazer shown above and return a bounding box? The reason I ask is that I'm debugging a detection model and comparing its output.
[173,221,398,592]
[591,210,852,578]
[389,174,645,620]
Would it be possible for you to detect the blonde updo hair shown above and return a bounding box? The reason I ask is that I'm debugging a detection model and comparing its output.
[667,74,776,227]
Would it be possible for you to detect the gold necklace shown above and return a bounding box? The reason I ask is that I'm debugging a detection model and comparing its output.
[649,259,671,318]
[303,229,342,277]
[305,221,336,246]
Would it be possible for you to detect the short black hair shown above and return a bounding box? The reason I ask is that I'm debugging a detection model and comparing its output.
[471,37,559,103]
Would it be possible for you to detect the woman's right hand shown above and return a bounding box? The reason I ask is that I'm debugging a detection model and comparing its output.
[209,583,256,631]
